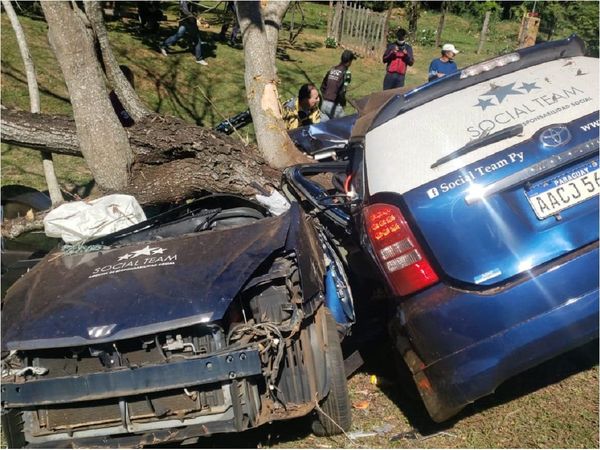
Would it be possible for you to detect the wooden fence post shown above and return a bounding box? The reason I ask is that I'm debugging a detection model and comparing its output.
[327,0,334,37]
[477,11,491,54]
[335,0,344,42]
[435,1,447,47]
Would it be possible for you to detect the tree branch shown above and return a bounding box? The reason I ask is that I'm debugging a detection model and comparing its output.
[1,211,46,239]
[84,1,153,121]
[1,109,82,156]
[1,109,281,205]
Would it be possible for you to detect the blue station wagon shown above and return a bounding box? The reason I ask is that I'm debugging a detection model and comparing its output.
[284,35,599,421]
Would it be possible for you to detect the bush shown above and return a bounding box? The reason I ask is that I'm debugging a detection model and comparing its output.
[416,28,436,46]
[324,36,338,48]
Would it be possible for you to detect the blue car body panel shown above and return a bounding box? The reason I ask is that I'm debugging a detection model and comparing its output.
[400,242,598,365]
[403,113,599,286]
[401,244,598,413]
[1,202,326,351]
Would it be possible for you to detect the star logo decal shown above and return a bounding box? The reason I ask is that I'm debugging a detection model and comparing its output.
[519,81,540,93]
[474,97,495,111]
[118,246,167,260]
[482,82,523,103]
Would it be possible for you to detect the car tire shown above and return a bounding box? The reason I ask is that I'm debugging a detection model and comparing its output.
[1,409,27,448]
[310,307,352,436]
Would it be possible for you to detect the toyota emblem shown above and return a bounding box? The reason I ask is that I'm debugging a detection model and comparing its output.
[539,126,571,148]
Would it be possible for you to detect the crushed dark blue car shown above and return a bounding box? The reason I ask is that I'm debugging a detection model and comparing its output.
[284,35,599,422]
[1,194,354,447]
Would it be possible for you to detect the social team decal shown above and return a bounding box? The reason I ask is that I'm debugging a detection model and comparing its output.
[89,245,177,278]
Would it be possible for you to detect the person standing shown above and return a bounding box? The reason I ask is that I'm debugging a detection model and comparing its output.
[320,50,355,122]
[282,84,321,130]
[219,1,240,46]
[428,44,459,81]
[159,0,208,65]
[382,28,414,90]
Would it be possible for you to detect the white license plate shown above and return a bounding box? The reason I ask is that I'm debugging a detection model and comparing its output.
[526,159,600,219]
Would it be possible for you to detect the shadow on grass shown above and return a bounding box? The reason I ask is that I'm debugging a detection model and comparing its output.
[1,63,71,106]
[360,334,599,436]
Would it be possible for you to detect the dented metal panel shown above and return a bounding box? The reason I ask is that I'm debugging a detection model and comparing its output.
[1,207,297,350]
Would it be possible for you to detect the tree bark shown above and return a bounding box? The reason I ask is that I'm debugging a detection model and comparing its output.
[41,1,133,192]
[1,109,280,205]
[236,1,310,170]
[477,11,491,54]
[435,1,447,47]
[1,211,46,240]
[2,0,64,206]
[262,0,289,64]
[83,1,153,121]
[407,1,420,41]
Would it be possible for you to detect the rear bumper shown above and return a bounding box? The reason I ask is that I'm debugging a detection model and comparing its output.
[393,243,599,421]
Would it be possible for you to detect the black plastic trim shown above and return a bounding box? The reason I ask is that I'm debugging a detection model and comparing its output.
[2,349,261,407]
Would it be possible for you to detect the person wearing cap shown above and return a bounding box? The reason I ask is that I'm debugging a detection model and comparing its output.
[282,84,321,130]
[320,50,355,121]
[428,44,459,81]
[382,28,415,90]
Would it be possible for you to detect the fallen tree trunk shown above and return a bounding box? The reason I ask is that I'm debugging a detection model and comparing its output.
[1,109,281,205]
[1,211,45,240]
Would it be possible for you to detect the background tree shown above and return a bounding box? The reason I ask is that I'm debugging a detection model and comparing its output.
[434,1,448,47]
[235,0,309,169]
[1,0,63,205]
[406,1,420,41]
[2,0,297,208]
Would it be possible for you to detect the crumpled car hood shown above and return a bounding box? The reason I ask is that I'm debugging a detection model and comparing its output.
[2,209,294,351]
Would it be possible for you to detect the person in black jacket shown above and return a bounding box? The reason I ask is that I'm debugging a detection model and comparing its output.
[382,28,414,90]
[320,50,355,121]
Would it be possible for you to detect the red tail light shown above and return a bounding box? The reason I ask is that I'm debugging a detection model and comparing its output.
[364,203,439,296]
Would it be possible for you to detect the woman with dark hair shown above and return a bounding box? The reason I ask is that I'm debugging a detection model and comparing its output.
[282,84,321,130]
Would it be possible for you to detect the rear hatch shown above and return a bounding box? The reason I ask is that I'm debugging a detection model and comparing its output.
[365,55,599,286]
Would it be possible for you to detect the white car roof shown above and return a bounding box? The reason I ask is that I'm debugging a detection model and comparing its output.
[365,56,599,195]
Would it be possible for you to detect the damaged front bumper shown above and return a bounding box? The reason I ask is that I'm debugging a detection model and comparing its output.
[2,348,265,447]
[2,349,262,408]
[2,305,331,448]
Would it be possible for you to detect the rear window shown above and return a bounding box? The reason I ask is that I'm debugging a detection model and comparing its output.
[365,56,599,195]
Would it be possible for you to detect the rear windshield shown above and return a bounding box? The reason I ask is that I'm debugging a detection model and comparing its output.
[365,56,599,195]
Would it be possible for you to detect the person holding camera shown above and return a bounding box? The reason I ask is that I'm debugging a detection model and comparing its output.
[320,50,355,121]
[382,28,414,90]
